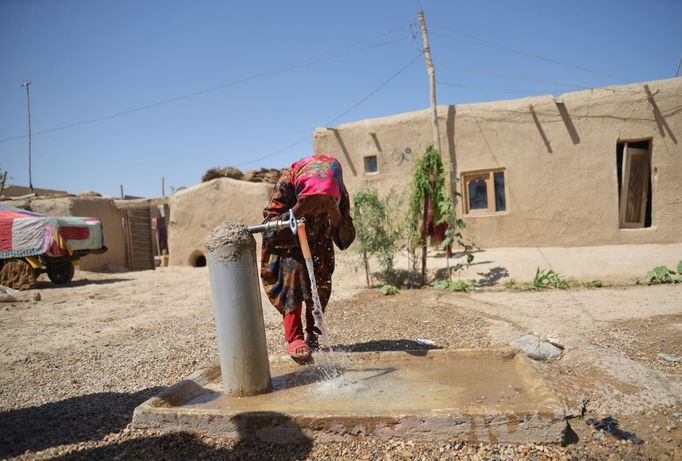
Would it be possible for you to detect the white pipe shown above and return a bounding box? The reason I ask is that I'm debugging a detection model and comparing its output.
[206,221,272,396]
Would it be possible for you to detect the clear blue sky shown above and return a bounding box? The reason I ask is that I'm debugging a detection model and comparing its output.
[1,0,680,198]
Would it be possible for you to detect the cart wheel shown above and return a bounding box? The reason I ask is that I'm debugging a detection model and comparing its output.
[47,261,75,285]
[0,259,37,290]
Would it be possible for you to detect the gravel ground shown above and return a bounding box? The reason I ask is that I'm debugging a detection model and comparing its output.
[1,268,680,460]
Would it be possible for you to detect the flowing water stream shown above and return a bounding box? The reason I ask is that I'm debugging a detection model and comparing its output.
[303,256,331,348]
[303,250,354,383]
[303,256,345,381]
[296,221,347,382]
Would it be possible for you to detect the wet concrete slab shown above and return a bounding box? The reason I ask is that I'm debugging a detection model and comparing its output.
[132,348,567,443]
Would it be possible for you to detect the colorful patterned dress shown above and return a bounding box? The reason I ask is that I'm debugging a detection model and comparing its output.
[260,156,355,340]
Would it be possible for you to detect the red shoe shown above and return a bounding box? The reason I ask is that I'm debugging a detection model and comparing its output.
[287,339,312,365]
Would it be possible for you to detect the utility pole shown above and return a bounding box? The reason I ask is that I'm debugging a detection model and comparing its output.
[0,170,7,197]
[417,9,441,285]
[21,81,33,193]
[418,10,441,154]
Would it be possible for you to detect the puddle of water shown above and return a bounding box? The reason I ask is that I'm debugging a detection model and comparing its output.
[188,354,553,415]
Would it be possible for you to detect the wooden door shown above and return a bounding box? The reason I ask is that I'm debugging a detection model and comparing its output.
[619,144,650,228]
[123,208,155,271]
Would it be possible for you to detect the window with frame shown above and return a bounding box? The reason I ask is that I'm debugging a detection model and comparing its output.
[462,169,507,215]
[363,155,378,173]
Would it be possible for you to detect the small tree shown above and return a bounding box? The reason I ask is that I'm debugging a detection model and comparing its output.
[351,187,402,287]
[407,146,474,285]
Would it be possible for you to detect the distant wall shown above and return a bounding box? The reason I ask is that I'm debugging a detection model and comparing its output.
[1,185,68,198]
[168,178,274,266]
[28,197,127,270]
[313,77,682,247]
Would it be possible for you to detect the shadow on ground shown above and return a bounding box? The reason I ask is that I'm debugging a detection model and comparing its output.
[476,266,510,287]
[0,387,162,458]
[35,277,133,289]
[335,339,442,353]
[49,413,313,461]
[371,269,423,289]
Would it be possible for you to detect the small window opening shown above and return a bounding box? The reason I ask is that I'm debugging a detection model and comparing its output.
[363,155,378,173]
[617,140,652,228]
[468,178,488,210]
[493,171,506,212]
[462,169,507,215]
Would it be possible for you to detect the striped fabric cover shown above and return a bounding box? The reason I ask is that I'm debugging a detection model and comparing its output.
[0,205,104,259]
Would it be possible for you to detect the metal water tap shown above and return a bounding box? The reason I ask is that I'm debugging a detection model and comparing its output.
[247,210,299,235]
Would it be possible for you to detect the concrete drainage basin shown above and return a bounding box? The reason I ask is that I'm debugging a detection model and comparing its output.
[133,348,566,443]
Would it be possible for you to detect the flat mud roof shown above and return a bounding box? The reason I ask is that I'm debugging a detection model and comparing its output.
[133,349,566,443]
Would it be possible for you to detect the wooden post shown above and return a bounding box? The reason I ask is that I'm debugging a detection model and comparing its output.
[418,10,441,285]
[0,170,7,196]
[418,10,441,154]
[161,177,165,197]
[421,195,428,286]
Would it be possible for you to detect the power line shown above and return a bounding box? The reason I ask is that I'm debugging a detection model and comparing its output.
[459,103,682,122]
[324,53,422,127]
[439,61,592,90]
[429,25,628,83]
[438,60,642,95]
[236,52,423,168]
[437,79,541,95]
[235,134,311,168]
[0,29,413,145]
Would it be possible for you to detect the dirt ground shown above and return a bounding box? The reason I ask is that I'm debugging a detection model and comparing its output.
[0,261,680,460]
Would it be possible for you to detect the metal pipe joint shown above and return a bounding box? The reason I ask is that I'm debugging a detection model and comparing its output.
[247,211,299,235]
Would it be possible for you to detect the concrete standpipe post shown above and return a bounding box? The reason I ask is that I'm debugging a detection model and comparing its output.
[205,220,272,396]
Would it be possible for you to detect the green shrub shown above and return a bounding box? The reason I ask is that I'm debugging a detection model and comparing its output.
[584,280,605,288]
[352,188,403,287]
[504,278,533,291]
[532,267,571,289]
[646,263,682,285]
[380,284,400,296]
[434,279,475,292]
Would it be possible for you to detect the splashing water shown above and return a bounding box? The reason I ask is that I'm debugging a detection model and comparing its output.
[303,256,346,381]
[296,221,345,381]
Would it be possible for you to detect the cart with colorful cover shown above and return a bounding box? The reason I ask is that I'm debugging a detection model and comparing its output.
[0,205,107,290]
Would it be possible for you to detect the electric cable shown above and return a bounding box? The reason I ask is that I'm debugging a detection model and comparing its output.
[437,79,541,95]
[235,52,423,168]
[429,25,628,83]
[439,61,593,91]
[0,27,413,144]
[323,53,422,127]
[437,59,642,95]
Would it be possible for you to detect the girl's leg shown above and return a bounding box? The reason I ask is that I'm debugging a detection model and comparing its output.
[283,304,305,343]
[284,304,311,362]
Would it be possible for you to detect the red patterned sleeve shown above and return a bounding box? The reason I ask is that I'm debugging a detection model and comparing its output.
[262,170,298,248]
